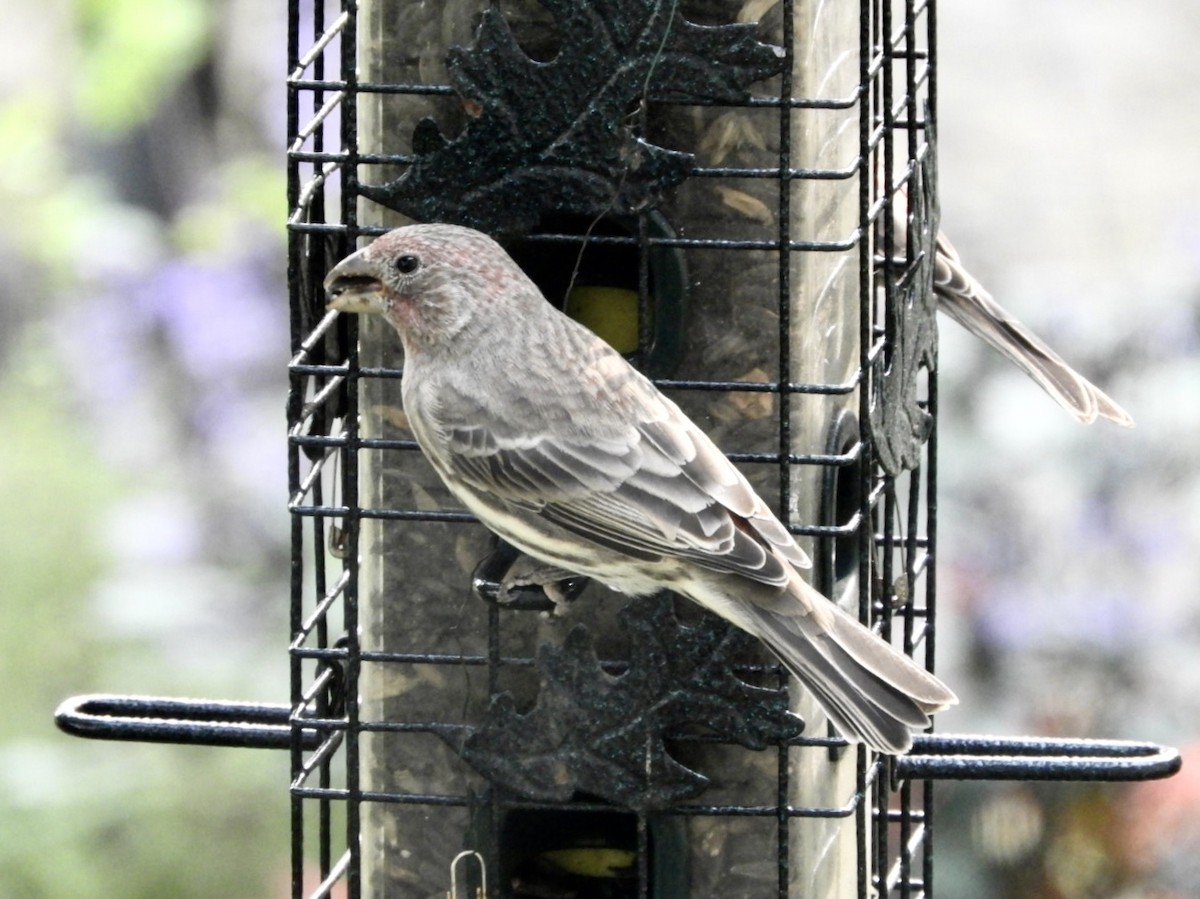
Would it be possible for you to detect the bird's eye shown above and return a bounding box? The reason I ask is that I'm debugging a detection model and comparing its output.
[395,254,421,275]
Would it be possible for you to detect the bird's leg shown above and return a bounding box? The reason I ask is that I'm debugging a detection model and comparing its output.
[498,564,586,612]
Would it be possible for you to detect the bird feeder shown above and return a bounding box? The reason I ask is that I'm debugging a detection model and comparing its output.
[51,2,1181,898]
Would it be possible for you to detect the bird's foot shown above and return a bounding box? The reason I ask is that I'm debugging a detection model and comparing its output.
[498,565,585,613]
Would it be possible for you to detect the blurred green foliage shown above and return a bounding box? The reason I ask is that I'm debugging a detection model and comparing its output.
[74,0,212,132]
[0,337,286,898]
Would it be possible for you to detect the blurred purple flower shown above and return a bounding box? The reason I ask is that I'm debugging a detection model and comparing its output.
[133,253,284,381]
[55,236,289,547]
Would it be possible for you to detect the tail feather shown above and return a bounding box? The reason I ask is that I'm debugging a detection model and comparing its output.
[741,583,957,754]
[934,232,1133,427]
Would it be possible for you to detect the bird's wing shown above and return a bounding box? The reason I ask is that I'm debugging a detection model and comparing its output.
[430,367,811,588]
[933,231,1133,427]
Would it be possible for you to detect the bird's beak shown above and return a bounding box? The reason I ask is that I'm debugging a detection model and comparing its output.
[324,253,387,315]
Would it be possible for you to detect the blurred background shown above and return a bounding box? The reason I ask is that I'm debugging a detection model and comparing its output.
[0,2,292,896]
[0,1,1195,897]
[933,3,1200,895]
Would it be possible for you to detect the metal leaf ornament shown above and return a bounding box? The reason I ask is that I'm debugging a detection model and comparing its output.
[361,0,785,232]
[451,594,803,811]
[871,137,940,476]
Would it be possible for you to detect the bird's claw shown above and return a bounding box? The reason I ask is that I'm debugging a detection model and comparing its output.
[498,565,586,613]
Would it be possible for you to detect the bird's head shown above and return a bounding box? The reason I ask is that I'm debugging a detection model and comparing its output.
[324,224,540,352]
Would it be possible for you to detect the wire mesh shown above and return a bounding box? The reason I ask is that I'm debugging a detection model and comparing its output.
[286,1,941,896]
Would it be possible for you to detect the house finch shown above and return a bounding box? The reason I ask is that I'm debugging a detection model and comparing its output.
[931,227,1133,426]
[325,223,956,754]
[878,156,1132,426]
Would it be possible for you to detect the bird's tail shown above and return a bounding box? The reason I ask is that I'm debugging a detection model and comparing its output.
[740,577,957,754]
[933,232,1133,427]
